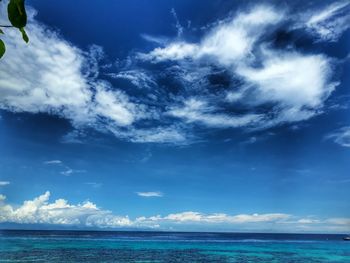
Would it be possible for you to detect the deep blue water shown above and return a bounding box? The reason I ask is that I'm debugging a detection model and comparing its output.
[1,230,349,262]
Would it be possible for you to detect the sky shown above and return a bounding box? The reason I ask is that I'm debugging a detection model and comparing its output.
[0,0,349,233]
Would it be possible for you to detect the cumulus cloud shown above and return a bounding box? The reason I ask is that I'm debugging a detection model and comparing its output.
[325,126,350,147]
[0,192,349,232]
[0,192,131,227]
[136,191,163,197]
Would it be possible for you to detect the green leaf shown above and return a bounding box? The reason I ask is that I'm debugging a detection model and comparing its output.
[20,27,29,43]
[0,28,4,34]
[0,39,5,59]
[7,0,27,29]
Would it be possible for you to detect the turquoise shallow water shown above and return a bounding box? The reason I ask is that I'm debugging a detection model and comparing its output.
[0,230,349,262]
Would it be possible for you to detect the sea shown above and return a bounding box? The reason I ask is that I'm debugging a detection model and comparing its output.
[0,230,349,262]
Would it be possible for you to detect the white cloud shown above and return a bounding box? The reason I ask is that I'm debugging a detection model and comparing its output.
[167,212,287,223]
[304,1,350,42]
[0,2,347,143]
[142,5,283,64]
[326,217,350,225]
[94,85,138,126]
[44,160,62,165]
[0,3,146,132]
[85,182,103,188]
[0,192,349,232]
[0,181,10,186]
[198,5,282,65]
[131,128,187,144]
[0,191,131,227]
[136,191,163,197]
[297,218,320,224]
[0,8,92,124]
[110,70,157,89]
[237,51,333,109]
[235,50,336,126]
[60,130,85,144]
[171,8,184,37]
[140,34,169,45]
[139,4,338,131]
[60,168,85,176]
[43,159,84,176]
[109,126,188,144]
[60,168,73,176]
[141,42,198,62]
[325,126,350,147]
[168,98,262,128]
[135,212,350,233]
[0,3,184,145]
[136,211,290,224]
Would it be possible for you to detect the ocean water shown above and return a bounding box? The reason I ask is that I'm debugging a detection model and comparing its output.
[0,230,349,262]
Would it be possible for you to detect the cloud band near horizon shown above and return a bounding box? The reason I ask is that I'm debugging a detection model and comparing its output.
[0,192,349,233]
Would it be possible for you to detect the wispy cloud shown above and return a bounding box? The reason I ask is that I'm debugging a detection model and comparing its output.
[43,160,84,176]
[170,8,184,37]
[325,126,350,147]
[44,160,62,165]
[109,70,157,89]
[60,168,73,176]
[108,126,189,144]
[0,181,10,186]
[136,191,163,197]
[60,130,85,144]
[60,168,86,177]
[140,34,169,45]
[303,1,350,42]
[168,98,262,128]
[85,182,103,188]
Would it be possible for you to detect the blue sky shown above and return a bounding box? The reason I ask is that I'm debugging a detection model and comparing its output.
[0,0,349,233]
